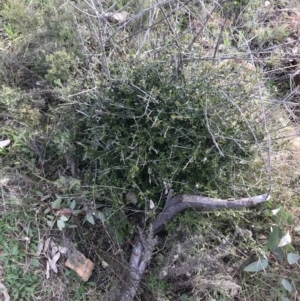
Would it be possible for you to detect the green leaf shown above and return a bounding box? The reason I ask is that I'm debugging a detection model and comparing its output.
[51,198,62,209]
[86,214,95,225]
[281,211,294,224]
[73,210,83,216]
[243,259,268,272]
[60,215,69,222]
[267,226,278,250]
[11,245,19,256]
[70,199,76,209]
[30,258,39,267]
[280,295,290,301]
[281,279,292,292]
[47,220,55,228]
[287,253,300,265]
[67,225,77,228]
[94,211,105,222]
[272,247,284,261]
[44,208,51,214]
[57,219,65,231]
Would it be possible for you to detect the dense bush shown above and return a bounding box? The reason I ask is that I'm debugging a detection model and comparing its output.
[43,59,264,206]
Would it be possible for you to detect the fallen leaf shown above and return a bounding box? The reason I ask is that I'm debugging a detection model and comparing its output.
[51,244,59,256]
[46,261,50,279]
[150,199,155,209]
[52,251,61,264]
[43,237,51,253]
[278,231,292,247]
[0,139,10,148]
[48,258,58,273]
[58,246,68,254]
[36,240,44,256]
[105,11,129,23]
[271,207,281,215]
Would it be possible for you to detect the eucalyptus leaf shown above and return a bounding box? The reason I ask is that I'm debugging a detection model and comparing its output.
[60,215,69,222]
[48,258,58,273]
[281,279,292,292]
[36,240,44,256]
[272,247,284,261]
[94,211,105,222]
[70,199,76,209]
[52,252,61,264]
[44,208,51,214]
[287,253,300,265]
[47,220,55,228]
[86,214,95,225]
[51,198,62,209]
[67,225,77,228]
[57,219,65,231]
[243,259,268,272]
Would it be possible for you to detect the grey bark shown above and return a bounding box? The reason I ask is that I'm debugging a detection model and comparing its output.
[116,192,269,301]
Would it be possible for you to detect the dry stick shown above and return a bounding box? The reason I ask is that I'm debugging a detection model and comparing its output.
[152,193,269,233]
[111,0,193,45]
[119,192,269,301]
[186,1,220,51]
[211,3,233,65]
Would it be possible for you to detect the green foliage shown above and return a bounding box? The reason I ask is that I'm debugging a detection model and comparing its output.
[0,213,42,301]
[0,86,42,126]
[244,207,300,301]
[45,50,77,86]
[255,25,290,46]
[57,60,262,204]
[0,0,83,87]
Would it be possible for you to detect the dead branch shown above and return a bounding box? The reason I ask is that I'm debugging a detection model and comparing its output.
[116,192,269,301]
[152,193,269,234]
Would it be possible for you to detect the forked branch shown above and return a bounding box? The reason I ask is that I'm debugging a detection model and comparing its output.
[117,192,269,301]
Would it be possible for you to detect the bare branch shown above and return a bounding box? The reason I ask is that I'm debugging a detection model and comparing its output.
[116,192,269,301]
[152,193,269,234]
